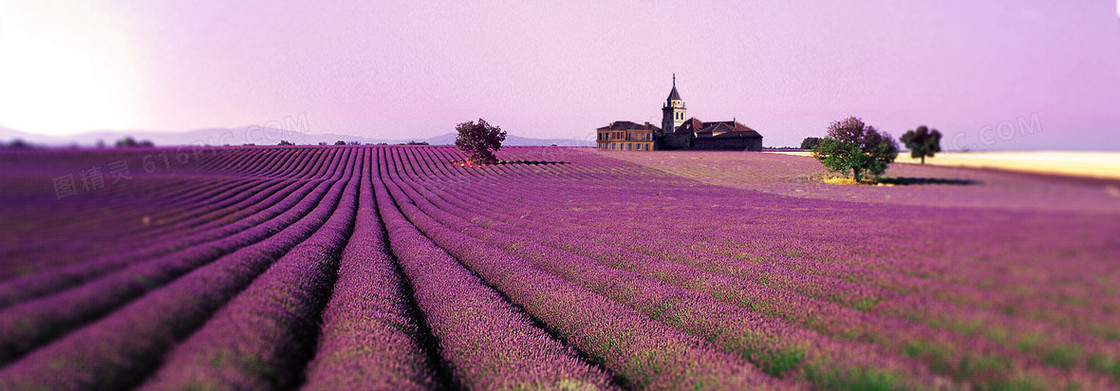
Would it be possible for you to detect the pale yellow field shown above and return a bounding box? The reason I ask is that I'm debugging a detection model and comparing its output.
[767,151,1120,180]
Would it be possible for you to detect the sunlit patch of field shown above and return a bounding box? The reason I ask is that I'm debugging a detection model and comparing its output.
[605,149,1120,213]
[767,151,1120,180]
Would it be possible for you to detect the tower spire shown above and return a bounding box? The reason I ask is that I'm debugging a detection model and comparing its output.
[663,73,686,134]
[667,74,681,102]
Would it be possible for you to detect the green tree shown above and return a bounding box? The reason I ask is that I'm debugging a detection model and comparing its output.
[900,125,942,164]
[800,137,822,150]
[812,116,899,182]
[454,118,507,165]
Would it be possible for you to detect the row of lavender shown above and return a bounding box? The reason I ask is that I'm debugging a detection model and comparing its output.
[0,148,347,308]
[1,146,340,277]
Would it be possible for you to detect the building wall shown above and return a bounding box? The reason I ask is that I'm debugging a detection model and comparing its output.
[597,141,654,151]
[691,136,763,151]
[598,129,763,152]
[659,133,692,150]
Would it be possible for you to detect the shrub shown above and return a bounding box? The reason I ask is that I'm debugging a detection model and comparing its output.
[454,118,506,165]
[812,117,898,182]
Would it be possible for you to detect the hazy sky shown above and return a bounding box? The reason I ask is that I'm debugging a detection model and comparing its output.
[1,1,1118,149]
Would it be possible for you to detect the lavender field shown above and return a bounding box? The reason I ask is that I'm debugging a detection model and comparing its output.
[0,145,1118,390]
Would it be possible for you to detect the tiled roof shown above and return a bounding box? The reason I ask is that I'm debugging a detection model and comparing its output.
[597,121,661,131]
[675,118,704,134]
[706,130,763,139]
[697,120,760,136]
[674,118,760,138]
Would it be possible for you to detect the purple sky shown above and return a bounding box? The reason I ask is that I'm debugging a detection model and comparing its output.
[1,1,1118,149]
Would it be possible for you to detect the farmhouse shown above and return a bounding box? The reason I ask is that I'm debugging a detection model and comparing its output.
[596,75,763,151]
[594,121,657,151]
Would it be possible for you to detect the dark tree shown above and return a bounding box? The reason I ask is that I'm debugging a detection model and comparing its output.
[115,136,135,147]
[115,136,154,148]
[334,140,346,145]
[812,116,899,182]
[278,140,294,146]
[5,139,30,149]
[454,118,506,165]
[900,125,942,164]
[800,137,822,150]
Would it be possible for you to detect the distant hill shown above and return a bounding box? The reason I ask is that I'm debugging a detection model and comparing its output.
[0,125,594,147]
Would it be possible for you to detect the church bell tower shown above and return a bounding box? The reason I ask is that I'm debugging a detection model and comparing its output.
[661,74,686,134]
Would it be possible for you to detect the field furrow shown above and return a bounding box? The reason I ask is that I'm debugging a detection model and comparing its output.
[137,148,358,390]
[381,148,788,390]
[0,148,352,390]
[301,151,441,390]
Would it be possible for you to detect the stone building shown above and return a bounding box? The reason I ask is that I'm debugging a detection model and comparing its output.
[595,121,656,151]
[597,75,763,151]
